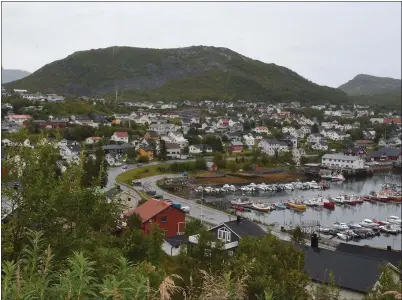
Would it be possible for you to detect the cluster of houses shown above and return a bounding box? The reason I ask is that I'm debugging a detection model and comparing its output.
[2,97,401,168]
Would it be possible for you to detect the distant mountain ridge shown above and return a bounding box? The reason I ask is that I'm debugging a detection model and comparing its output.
[339,74,401,96]
[4,45,350,104]
[2,67,31,84]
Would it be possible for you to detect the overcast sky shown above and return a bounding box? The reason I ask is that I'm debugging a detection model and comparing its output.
[2,2,401,87]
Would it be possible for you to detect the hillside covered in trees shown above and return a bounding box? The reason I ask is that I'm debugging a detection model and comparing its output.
[4,46,350,104]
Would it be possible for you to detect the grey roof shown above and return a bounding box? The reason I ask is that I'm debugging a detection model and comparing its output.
[231,141,243,146]
[165,235,189,247]
[67,145,82,153]
[223,218,267,238]
[103,145,123,151]
[165,142,180,149]
[297,245,389,293]
[368,147,401,158]
[322,153,360,161]
[336,243,402,268]
[262,138,281,145]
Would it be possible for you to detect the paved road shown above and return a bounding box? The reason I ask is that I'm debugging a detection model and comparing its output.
[111,164,336,248]
[107,159,196,189]
[118,173,294,241]
[106,156,235,189]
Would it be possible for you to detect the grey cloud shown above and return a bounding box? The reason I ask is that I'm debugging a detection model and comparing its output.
[2,2,401,87]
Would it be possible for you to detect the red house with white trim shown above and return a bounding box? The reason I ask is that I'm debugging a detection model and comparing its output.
[124,199,185,238]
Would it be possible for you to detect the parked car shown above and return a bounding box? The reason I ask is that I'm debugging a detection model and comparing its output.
[132,180,142,186]
[122,165,127,170]
[181,206,190,213]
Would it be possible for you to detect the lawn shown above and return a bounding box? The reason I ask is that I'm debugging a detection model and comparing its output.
[116,163,172,184]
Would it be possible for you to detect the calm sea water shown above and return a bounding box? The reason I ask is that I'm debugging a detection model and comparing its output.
[199,174,402,250]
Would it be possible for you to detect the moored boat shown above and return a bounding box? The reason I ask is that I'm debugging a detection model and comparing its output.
[285,200,307,211]
[274,203,287,210]
[231,197,252,206]
[251,202,272,212]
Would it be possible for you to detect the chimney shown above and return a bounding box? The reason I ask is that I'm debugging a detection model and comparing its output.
[311,233,319,248]
[387,246,392,251]
[236,215,241,224]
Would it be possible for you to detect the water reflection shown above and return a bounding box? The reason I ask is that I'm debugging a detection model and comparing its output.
[198,174,402,250]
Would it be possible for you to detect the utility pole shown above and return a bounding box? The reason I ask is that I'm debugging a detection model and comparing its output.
[201,185,203,223]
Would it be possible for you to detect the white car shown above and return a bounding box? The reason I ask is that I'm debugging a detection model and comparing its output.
[181,206,190,213]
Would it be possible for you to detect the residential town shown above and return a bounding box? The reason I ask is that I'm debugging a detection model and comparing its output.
[2,87,402,300]
[2,88,401,171]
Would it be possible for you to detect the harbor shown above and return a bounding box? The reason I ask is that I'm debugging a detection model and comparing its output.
[189,173,402,250]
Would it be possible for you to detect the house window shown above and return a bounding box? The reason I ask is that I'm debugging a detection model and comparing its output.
[217,228,231,242]
[161,216,167,223]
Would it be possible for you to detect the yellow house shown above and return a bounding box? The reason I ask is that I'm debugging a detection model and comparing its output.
[138,147,154,160]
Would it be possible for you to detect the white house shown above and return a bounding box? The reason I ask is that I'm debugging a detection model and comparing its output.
[6,114,32,124]
[85,137,102,145]
[165,143,181,159]
[282,126,297,136]
[189,144,213,154]
[149,123,177,135]
[312,141,328,151]
[243,134,255,149]
[168,132,188,149]
[60,143,81,164]
[321,154,364,169]
[258,138,288,155]
[111,132,129,143]
[307,134,323,145]
[253,126,269,134]
[133,115,150,125]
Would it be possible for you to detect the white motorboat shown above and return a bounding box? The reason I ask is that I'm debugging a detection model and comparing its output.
[319,226,331,233]
[309,181,320,189]
[347,222,362,229]
[333,221,349,230]
[231,197,252,206]
[284,184,294,191]
[386,216,402,225]
[251,202,272,212]
[379,225,400,234]
[359,219,379,228]
[331,195,346,204]
[337,232,349,240]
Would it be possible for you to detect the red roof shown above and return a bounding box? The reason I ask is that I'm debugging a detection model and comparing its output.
[7,114,32,119]
[89,136,102,140]
[124,199,171,222]
[114,132,128,137]
[384,118,401,125]
[222,119,229,124]
[356,140,374,144]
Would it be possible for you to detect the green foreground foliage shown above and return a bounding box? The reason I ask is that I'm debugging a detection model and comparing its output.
[2,141,401,299]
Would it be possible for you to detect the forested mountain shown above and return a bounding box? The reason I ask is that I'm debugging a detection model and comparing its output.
[4,46,350,104]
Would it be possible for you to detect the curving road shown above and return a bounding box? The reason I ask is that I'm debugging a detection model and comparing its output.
[109,161,340,248]
[117,173,293,241]
[106,156,235,189]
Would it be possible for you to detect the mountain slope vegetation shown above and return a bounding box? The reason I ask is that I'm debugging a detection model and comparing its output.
[339,74,401,96]
[4,46,350,104]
